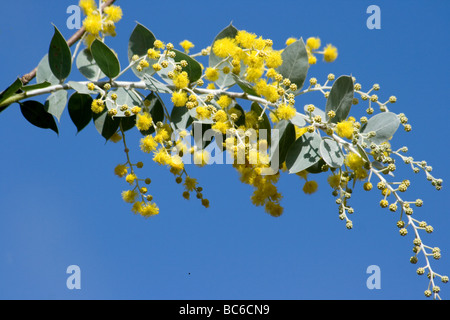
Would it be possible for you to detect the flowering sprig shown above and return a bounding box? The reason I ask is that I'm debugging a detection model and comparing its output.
[0,2,445,299]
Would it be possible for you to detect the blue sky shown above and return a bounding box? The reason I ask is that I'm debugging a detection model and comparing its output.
[0,0,449,300]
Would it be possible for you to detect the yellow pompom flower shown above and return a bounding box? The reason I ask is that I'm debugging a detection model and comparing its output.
[306,37,321,50]
[327,174,341,189]
[184,176,198,192]
[140,202,159,217]
[171,91,188,107]
[79,0,97,15]
[265,201,283,217]
[212,121,230,134]
[173,72,190,89]
[235,30,257,49]
[216,95,232,109]
[344,152,365,171]
[153,148,170,165]
[147,48,160,60]
[140,135,158,153]
[83,13,103,35]
[205,67,220,82]
[114,164,128,177]
[285,37,297,46]
[335,120,354,139]
[193,150,210,167]
[109,132,122,143]
[104,5,123,23]
[136,112,153,131]
[180,40,194,53]
[213,110,228,123]
[276,104,296,120]
[303,180,318,194]
[245,67,264,82]
[91,99,104,113]
[212,38,237,58]
[169,155,185,172]
[122,190,138,203]
[196,106,211,120]
[125,173,137,185]
[323,44,338,62]
[265,50,283,69]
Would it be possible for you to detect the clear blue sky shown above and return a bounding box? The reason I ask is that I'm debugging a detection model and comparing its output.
[0,0,449,300]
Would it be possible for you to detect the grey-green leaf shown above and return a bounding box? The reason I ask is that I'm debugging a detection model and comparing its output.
[68,81,92,94]
[276,39,309,90]
[361,112,400,145]
[319,137,344,168]
[76,48,106,81]
[45,90,68,122]
[91,39,121,79]
[48,26,72,81]
[143,74,172,94]
[286,132,322,174]
[36,54,60,85]
[325,75,354,123]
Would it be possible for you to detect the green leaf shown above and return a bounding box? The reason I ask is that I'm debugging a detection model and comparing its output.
[139,92,165,135]
[93,108,121,140]
[319,137,344,168]
[45,90,68,122]
[285,132,322,174]
[36,54,59,85]
[21,81,52,92]
[270,120,296,166]
[276,39,309,90]
[361,112,400,145]
[250,102,271,143]
[356,143,370,164]
[209,23,239,89]
[325,75,354,123]
[0,78,23,113]
[91,39,120,79]
[128,23,157,79]
[76,48,106,81]
[121,115,137,132]
[20,100,58,134]
[232,104,246,127]
[48,26,72,81]
[68,92,93,133]
[171,106,193,131]
[306,158,327,174]
[143,74,172,94]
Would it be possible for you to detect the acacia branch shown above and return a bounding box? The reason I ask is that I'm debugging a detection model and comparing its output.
[19,0,117,86]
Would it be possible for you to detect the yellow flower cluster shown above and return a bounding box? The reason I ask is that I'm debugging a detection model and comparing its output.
[79,0,123,48]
